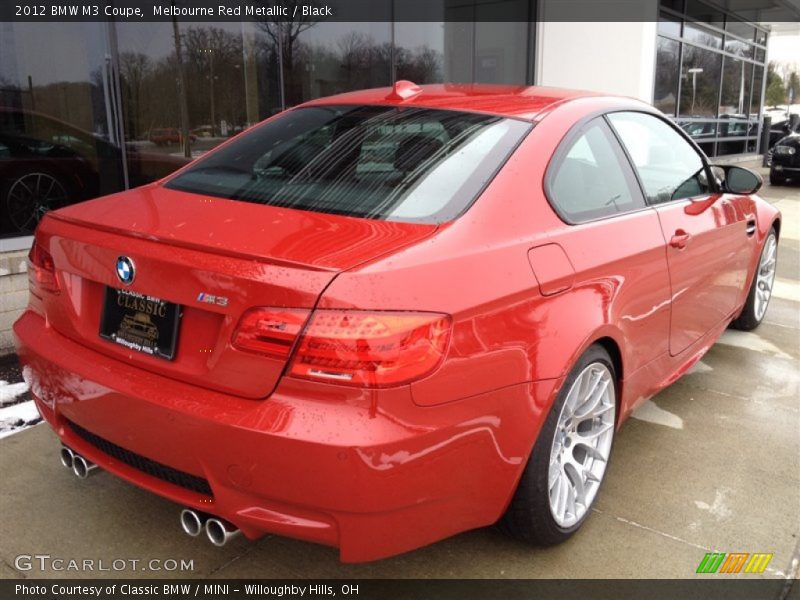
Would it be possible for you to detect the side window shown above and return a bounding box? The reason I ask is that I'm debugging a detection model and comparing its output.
[548,118,644,223]
[607,112,711,205]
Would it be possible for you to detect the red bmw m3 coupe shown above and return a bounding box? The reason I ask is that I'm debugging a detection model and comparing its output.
[14,83,780,562]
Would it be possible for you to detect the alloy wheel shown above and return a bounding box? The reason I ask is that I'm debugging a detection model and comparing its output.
[754,233,778,322]
[6,172,69,233]
[548,362,616,528]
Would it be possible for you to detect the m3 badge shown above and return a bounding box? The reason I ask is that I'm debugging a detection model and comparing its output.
[197,292,229,307]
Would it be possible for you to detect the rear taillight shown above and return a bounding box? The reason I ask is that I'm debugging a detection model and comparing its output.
[28,241,59,293]
[232,308,452,387]
[289,310,451,387]
[232,307,311,359]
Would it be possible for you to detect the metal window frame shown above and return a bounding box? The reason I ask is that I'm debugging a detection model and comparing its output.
[658,30,768,67]
[660,1,769,49]
[654,0,769,158]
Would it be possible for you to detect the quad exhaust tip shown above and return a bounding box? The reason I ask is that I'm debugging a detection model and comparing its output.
[180,509,205,537]
[206,518,241,547]
[72,454,98,478]
[60,446,74,469]
[60,446,98,479]
[180,510,240,546]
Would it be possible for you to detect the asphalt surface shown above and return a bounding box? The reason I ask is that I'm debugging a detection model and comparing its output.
[0,176,798,583]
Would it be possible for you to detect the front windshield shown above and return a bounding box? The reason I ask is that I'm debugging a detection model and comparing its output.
[165,105,531,223]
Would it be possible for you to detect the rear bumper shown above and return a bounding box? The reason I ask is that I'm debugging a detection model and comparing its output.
[13,310,559,562]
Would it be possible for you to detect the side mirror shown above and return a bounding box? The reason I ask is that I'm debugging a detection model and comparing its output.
[711,165,763,195]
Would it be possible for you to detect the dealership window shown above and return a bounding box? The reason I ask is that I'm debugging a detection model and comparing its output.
[654,0,768,158]
[474,21,530,84]
[0,3,539,245]
[0,22,125,239]
[114,21,283,188]
[283,22,393,106]
[394,22,446,83]
[655,38,681,116]
[683,22,722,49]
[679,44,722,119]
[725,18,755,47]
[658,14,681,38]
[394,0,535,85]
[396,29,533,85]
[719,56,753,138]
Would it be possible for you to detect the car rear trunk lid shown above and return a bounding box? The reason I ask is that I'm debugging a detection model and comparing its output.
[33,185,436,399]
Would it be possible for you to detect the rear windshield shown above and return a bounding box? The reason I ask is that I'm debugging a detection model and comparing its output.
[165,105,531,223]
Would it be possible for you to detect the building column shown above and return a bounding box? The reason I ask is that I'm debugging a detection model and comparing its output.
[535,0,659,103]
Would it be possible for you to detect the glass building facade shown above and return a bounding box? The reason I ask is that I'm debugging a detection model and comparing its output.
[655,0,769,158]
[0,0,768,245]
[0,4,538,242]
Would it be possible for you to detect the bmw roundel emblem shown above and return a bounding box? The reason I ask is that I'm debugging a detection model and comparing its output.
[116,256,135,285]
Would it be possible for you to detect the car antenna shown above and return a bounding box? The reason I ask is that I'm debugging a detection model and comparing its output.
[387,80,422,101]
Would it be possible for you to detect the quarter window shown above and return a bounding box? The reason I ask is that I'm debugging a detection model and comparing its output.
[608,112,712,204]
[547,118,643,223]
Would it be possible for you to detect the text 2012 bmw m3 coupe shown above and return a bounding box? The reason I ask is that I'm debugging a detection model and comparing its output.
[14,83,780,562]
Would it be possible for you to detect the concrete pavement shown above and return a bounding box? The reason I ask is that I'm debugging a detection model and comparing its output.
[0,178,798,581]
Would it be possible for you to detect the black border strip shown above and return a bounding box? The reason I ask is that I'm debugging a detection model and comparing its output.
[3,0,799,22]
[2,579,795,600]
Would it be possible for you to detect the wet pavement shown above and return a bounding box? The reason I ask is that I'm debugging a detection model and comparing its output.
[0,178,797,582]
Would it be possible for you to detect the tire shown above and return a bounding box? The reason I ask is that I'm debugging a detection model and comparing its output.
[731,228,778,331]
[769,170,786,186]
[498,344,617,546]
[2,170,70,234]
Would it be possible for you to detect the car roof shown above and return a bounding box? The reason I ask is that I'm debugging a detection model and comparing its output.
[298,83,610,122]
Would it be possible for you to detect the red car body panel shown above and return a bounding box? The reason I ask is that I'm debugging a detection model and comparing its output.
[18,320,561,561]
[13,84,780,562]
[33,193,436,399]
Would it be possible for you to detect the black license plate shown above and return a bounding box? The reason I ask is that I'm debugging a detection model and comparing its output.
[100,287,181,360]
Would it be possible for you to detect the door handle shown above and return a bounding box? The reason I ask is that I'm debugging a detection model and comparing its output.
[746,219,756,236]
[670,229,691,249]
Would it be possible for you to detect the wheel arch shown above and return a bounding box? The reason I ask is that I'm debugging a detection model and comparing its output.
[550,325,627,429]
[588,335,624,427]
[772,216,781,239]
[744,204,782,291]
[594,335,623,382]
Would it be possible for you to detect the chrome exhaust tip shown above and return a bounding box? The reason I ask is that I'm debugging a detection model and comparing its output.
[71,454,98,479]
[180,509,206,537]
[60,446,75,469]
[205,518,241,547]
